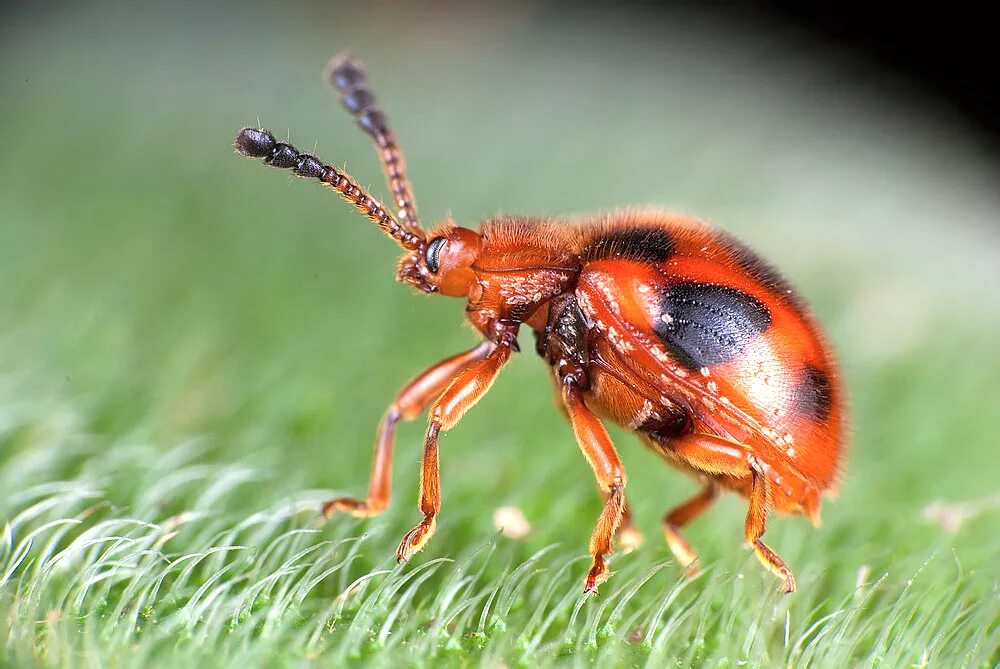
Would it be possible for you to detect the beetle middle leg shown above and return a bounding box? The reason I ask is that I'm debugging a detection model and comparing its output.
[396,343,513,562]
[562,384,629,593]
[549,379,643,552]
[323,341,493,519]
[668,432,796,593]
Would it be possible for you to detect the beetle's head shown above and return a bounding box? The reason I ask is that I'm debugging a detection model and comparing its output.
[397,223,482,296]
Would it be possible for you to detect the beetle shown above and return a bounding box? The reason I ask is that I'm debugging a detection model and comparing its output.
[233,53,846,594]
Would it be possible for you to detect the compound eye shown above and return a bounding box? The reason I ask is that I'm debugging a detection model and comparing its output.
[425,236,447,273]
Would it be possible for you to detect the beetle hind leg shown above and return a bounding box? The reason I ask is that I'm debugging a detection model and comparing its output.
[746,460,796,593]
[662,482,718,577]
[665,432,796,593]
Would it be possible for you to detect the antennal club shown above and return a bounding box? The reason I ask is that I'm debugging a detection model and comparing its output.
[234,127,423,250]
[326,53,422,235]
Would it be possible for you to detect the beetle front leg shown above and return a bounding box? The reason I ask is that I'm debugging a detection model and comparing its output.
[562,384,629,593]
[323,341,493,519]
[396,344,513,562]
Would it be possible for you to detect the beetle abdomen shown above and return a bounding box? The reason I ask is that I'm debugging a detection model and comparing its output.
[572,212,846,500]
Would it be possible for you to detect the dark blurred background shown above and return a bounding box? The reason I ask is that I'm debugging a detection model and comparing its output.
[564,1,1000,148]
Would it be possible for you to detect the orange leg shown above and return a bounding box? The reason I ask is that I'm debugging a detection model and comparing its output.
[396,344,513,562]
[669,432,796,593]
[745,461,796,593]
[550,380,642,552]
[662,482,718,577]
[323,341,493,518]
[562,385,628,593]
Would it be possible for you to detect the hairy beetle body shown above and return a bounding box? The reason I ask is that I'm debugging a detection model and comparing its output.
[235,54,847,595]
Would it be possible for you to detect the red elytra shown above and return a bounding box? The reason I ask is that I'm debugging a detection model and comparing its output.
[234,54,846,594]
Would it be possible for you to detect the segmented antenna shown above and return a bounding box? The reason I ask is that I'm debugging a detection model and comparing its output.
[326,53,422,235]
[234,127,423,250]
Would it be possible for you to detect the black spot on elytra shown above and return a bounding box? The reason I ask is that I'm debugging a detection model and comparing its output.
[582,227,675,264]
[793,364,833,420]
[653,282,771,370]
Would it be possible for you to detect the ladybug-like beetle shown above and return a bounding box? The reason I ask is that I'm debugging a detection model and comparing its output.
[234,54,846,593]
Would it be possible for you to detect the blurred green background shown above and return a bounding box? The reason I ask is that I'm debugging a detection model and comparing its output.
[1,2,998,667]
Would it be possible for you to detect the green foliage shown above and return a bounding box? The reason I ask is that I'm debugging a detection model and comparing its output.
[1,3,998,667]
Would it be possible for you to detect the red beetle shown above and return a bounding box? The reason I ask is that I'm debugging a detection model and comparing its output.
[234,54,846,593]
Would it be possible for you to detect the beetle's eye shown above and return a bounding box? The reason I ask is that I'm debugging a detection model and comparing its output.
[425,236,446,273]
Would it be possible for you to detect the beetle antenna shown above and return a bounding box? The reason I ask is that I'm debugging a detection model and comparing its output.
[235,127,424,251]
[326,53,423,237]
